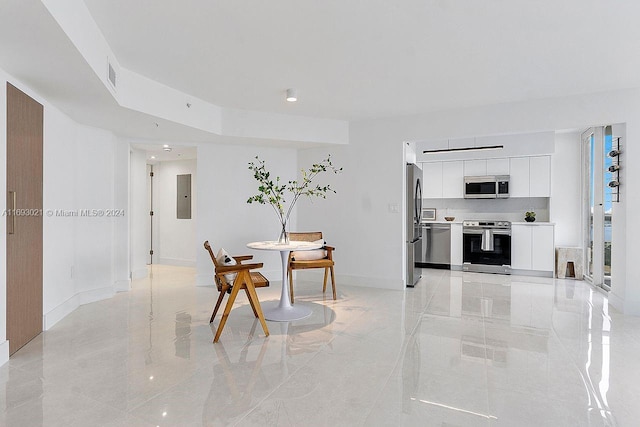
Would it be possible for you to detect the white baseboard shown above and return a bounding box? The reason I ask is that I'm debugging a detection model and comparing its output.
[196,273,213,287]
[131,268,148,280]
[0,340,9,367]
[295,270,403,290]
[114,279,131,292]
[157,258,196,267]
[608,291,640,315]
[43,286,115,330]
[609,290,624,313]
[510,269,554,278]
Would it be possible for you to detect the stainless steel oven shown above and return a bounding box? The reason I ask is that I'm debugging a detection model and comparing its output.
[462,220,511,274]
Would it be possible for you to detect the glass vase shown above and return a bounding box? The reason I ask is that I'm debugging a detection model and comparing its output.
[277,222,289,244]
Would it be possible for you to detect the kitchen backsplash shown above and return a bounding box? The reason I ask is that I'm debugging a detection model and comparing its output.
[422,197,550,222]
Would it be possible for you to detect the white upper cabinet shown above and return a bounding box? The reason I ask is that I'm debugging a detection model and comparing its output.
[442,161,464,198]
[464,158,509,177]
[509,157,530,197]
[509,156,550,197]
[422,162,443,198]
[529,156,551,197]
[463,160,486,176]
[421,155,550,199]
[486,158,510,175]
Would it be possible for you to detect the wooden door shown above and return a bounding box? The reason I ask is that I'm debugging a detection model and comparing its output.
[6,83,43,355]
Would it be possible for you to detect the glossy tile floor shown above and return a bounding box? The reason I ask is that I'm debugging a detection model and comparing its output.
[1,265,639,426]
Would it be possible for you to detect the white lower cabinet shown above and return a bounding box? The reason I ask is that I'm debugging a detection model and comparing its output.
[531,225,554,271]
[511,225,532,270]
[451,223,463,266]
[511,224,554,272]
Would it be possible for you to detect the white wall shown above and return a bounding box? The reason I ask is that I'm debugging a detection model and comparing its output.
[112,139,130,291]
[1,68,130,365]
[196,144,298,286]
[42,105,78,322]
[42,122,129,328]
[551,131,582,247]
[297,88,640,316]
[72,126,117,298]
[153,159,197,266]
[129,148,148,279]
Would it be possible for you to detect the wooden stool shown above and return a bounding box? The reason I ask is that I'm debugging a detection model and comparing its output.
[556,247,583,280]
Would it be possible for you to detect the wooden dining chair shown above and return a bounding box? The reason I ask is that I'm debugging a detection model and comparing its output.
[287,232,336,303]
[204,241,270,342]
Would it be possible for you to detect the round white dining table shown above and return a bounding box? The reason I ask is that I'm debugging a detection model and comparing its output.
[247,240,322,321]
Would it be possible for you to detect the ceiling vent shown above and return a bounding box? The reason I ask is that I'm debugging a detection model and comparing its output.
[107,61,116,89]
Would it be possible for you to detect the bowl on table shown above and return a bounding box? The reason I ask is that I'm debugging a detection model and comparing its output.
[444,216,455,222]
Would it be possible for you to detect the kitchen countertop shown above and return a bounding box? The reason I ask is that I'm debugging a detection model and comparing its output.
[511,221,555,225]
[421,220,555,225]
[420,220,461,225]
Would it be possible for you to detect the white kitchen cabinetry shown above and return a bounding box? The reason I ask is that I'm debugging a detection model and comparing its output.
[463,160,486,176]
[529,156,551,197]
[511,225,532,269]
[487,158,510,175]
[442,161,464,198]
[511,224,554,273]
[509,156,551,197]
[422,162,443,198]
[531,225,554,270]
[451,223,463,267]
[509,157,530,197]
[463,158,509,177]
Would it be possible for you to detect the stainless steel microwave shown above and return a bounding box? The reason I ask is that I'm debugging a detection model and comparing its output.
[464,175,510,199]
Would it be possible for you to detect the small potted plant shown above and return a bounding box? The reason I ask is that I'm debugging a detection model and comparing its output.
[525,211,536,222]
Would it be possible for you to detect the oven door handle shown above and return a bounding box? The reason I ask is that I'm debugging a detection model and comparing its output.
[463,229,511,236]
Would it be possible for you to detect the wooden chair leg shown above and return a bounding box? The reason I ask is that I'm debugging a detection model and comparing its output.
[210,290,227,323]
[289,268,295,304]
[323,268,328,293]
[243,273,269,338]
[214,283,242,343]
[245,287,258,317]
[330,266,336,300]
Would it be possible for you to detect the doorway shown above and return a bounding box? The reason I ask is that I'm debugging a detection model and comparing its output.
[6,83,43,355]
[130,143,197,276]
[582,125,616,290]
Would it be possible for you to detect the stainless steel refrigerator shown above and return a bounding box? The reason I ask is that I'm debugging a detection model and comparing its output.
[406,163,422,287]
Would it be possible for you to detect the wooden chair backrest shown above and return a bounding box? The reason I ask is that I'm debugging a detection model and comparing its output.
[204,241,221,268]
[289,231,323,242]
[204,240,227,290]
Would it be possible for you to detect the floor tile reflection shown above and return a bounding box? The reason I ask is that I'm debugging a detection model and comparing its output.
[1,266,639,426]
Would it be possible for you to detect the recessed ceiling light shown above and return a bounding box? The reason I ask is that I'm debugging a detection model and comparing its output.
[286,88,297,102]
[150,155,156,159]
[163,144,169,148]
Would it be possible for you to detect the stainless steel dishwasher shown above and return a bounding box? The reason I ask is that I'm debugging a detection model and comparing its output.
[418,223,451,269]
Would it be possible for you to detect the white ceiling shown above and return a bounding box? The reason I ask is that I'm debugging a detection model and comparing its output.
[1,0,640,139]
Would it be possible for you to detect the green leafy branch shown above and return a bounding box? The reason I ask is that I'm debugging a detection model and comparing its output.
[247,155,342,226]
